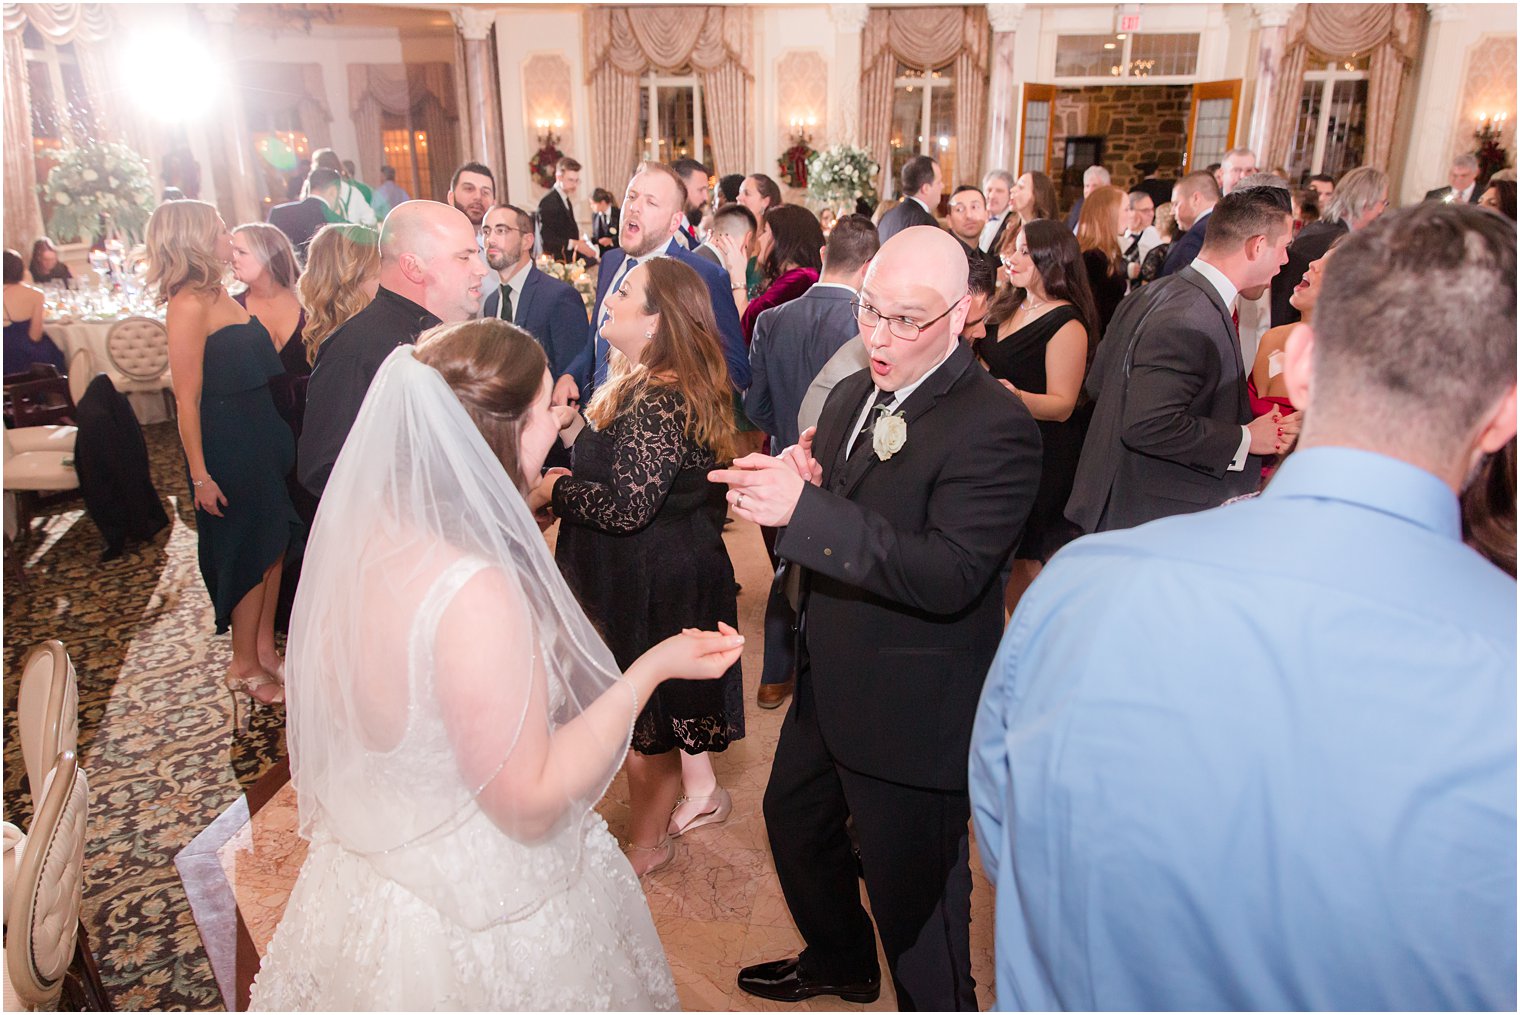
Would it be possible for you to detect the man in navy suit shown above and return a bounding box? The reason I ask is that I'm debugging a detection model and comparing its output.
[1158,170,1222,278]
[481,203,589,385]
[876,155,942,242]
[269,167,343,263]
[564,161,749,401]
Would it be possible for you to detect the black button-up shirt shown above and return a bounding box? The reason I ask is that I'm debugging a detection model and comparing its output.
[298,286,441,497]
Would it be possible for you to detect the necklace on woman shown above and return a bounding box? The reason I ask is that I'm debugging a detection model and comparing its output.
[1023,291,1048,311]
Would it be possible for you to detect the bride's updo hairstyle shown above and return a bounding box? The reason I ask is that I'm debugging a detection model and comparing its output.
[415,319,547,494]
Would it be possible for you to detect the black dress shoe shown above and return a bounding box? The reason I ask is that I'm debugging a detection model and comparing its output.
[736,957,880,1003]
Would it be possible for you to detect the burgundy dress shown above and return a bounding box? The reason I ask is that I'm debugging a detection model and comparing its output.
[741,267,818,344]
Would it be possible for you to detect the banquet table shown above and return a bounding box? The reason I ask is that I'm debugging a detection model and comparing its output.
[47,315,173,425]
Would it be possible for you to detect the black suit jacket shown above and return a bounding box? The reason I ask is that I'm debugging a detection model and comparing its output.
[776,342,1042,791]
[1425,185,1480,204]
[1270,218,1348,326]
[268,197,336,261]
[744,283,858,448]
[1064,196,1085,232]
[299,287,440,497]
[876,197,937,241]
[1066,266,1257,533]
[591,206,620,249]
[981,212,1013,255]
[1158,209,1210,277]
[536,188,579,261]
[483,265,590,381]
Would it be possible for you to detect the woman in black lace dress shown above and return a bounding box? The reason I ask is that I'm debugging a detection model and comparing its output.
[983,220,1101,612]
[538,257,742,876]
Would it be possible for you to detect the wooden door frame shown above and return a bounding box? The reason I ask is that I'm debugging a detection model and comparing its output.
[1185,79,1242,172]
[1018,82,1057,177]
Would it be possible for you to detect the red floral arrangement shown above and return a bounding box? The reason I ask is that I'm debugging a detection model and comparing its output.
[529,130,563,189]
[777,129,815,189]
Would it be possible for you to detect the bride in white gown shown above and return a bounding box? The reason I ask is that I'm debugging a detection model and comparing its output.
[249,320,744,1011]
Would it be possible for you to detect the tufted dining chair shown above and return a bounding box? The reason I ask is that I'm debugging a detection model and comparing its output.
[17,642,78,801]
[104,317,174,420]
[2,750,90,1011]
[66,347,94,412]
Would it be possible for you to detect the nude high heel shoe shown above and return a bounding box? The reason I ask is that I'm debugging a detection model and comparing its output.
[667,786,732,837]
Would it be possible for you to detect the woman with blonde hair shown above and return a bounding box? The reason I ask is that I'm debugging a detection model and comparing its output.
[536,257,743,877]
[298,223,380,365]
[1075,183,1128,332]
[147,200,298,711]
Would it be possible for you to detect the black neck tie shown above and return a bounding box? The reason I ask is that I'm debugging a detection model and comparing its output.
[497,283,513,322]
[848,388,895,459]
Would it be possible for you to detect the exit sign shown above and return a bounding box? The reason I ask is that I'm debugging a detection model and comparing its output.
[1118,12,1142,32]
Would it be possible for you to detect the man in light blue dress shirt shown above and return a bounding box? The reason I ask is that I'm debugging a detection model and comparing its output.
[969,201,1517,1011]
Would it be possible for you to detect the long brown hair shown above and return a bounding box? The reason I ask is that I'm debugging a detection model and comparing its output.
[299,224,380,364]
[1076,185,1126,275]
[586,258,739,462]
[415,319,548,496]
[992,220,1102,368]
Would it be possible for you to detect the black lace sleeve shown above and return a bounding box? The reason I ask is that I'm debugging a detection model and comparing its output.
[551,388,692,535]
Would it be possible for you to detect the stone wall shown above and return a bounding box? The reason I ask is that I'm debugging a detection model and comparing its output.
[1049,84,1192,196]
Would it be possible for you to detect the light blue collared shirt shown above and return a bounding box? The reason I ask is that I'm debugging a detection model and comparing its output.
[970,447,1516,1011]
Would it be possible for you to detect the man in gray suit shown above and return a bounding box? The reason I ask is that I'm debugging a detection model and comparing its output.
[745,214,879,709]
[1066,186,1302,534]
[876,156,942,241]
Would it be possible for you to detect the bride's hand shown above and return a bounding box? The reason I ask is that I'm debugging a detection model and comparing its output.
[527,468,571,516]
[637,623,745,682]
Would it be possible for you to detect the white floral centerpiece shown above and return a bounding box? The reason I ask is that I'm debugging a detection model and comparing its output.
[806,144,880,214]
[536,254,597,317]
[40,140,157,244]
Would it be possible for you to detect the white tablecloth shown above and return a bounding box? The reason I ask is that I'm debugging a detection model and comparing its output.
[47,318,172,425]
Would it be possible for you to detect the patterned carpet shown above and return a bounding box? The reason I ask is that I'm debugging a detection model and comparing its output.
[4,421,285,1011]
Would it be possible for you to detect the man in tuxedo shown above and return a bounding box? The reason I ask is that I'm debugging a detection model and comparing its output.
[563,161,748,399]
[876,155,942,241]
[1064,164,1111,231]
[481,203,589,384]
[1271,166,1388,325]
[978,170,1014,253]
[537,157,598,264]
[590,188,620,251]
[1066,186,1300,534]
[1120,189,1163,287]
[1158,170,1221,277]
[744,214,880,711]
[672,157,711,250]
[269,168,343,263]
[713,226,1042,1010]
[1426,153,1481,203]
[300,202,488,497]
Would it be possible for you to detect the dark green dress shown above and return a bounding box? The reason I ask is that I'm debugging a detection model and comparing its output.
[192,319,299,633]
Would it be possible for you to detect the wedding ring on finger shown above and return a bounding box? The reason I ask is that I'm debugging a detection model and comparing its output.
[735,492,745,509]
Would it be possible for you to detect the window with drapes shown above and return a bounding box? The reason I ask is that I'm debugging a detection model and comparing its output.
[638,72,713,168]
[1286,50,1370,181]
[21,23,95,214]
[381,122,433,199]
[890,63,955,198]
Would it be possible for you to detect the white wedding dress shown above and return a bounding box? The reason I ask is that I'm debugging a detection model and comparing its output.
[247,349,679,1011]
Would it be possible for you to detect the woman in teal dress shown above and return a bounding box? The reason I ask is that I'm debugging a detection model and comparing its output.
[146,201,299,710]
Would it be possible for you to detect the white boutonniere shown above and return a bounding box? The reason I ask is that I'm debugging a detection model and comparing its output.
[872,408,908,461]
